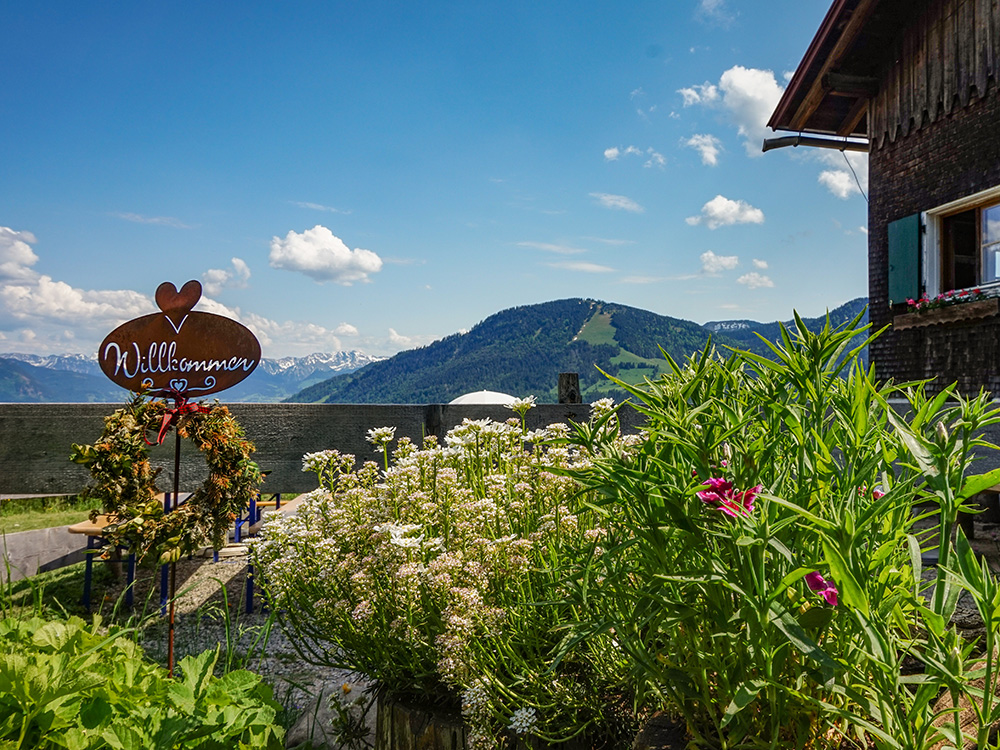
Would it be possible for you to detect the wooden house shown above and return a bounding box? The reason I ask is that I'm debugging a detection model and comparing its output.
[768,0,1000,394]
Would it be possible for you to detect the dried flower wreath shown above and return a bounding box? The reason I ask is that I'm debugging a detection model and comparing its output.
[71,393,262,563]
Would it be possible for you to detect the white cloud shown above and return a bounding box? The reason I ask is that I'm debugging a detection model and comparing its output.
[583,236,634,246]
[202,257,251,296]
[678,83,719,107]
[681,66,784,157]
[859,226,869,235]
[546,261,615,273]
[291,201,351,214]
[700,250,740,273]
[517,241,586,255]
[644,149,666,169]
[269,225,383,285]
[752,258,768,269]
[737,272,775,289]
[590,193,645,213]
[605,146,665,169]
[685,134,723,166]
[0,227,40,281]
[110,212,192,229]
[687,195,765,229]
[194,297,353,357]
[718,66,785,156]
[389,328,415,347]
[0,275,152,329]
[0,227,374,358]
[697,0,735,24]
[816,150,869,199]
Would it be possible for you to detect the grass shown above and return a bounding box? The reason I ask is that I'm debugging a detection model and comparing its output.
[0,494,102,533]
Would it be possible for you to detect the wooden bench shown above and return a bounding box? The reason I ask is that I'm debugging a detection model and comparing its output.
[68,513,135,611]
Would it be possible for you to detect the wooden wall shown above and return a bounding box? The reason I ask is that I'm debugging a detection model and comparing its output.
[870,0,1000,148]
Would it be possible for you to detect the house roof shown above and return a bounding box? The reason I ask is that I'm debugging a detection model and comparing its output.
[768,0,909,137]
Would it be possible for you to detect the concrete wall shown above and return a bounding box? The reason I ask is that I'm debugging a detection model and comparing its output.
[1,525,88,583]
[0,402,633,495]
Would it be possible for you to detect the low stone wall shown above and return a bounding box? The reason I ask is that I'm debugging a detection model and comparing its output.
[1,525,87,583]
[0,402,620,495]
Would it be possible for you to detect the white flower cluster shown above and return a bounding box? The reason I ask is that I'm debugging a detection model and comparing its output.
[366,426,396,453]
[250,412,625,748]
[508,706,538,735]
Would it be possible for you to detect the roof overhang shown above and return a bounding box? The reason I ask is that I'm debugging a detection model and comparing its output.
[768,0,905,138]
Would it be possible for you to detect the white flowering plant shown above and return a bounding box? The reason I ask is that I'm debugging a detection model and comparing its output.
[251,410,634,748]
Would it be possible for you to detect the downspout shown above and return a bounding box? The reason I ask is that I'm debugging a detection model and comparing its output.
[762,134,869,153]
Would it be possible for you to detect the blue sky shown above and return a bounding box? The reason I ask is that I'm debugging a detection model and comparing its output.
[1,0,869,359]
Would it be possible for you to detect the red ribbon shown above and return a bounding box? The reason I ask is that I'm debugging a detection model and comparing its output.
[145,394,210,446]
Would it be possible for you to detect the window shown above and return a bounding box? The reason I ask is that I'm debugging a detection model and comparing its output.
[923,186,1000,298]
[939,201,1000,290]
[887,186,1000,306]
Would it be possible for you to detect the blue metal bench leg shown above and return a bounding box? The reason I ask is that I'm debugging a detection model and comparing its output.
[160,563,169,616]
[82,537,97,611]
[126,552,136,609]
[245,561,254,614]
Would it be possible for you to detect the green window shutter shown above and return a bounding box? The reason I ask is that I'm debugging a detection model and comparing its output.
[887,213,922,305]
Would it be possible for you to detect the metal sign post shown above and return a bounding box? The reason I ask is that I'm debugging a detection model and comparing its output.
[96,280,262,675]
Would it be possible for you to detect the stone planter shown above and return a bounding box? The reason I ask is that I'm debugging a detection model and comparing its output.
[892,297,1000,330]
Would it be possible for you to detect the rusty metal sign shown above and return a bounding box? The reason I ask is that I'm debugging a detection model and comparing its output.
[98,280,261,397]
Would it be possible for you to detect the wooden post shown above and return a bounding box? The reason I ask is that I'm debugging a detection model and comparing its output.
[558,373,581,404]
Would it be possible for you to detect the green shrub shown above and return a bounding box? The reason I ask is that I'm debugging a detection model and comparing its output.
[0,614,284,749]
[559,312,1000,749]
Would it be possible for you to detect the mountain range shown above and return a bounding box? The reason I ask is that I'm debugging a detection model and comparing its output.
[287,297,870,404]
[0,351,383,403]
[0,298,868,404]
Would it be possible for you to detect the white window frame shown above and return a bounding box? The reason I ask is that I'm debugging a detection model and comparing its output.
[922,184,1000,298]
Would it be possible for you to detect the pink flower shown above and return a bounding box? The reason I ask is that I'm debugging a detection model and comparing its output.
[697,477,760,517]
[805,571,839,606]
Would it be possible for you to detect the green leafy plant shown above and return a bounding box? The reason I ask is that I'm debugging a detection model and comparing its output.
[0,613,284,749]
[557,312,1000,749]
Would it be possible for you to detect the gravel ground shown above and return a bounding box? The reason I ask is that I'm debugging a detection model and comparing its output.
[97,549,376,749]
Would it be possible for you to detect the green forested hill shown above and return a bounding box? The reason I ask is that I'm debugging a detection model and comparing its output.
[287,298,748,404]
[288,297,870,404]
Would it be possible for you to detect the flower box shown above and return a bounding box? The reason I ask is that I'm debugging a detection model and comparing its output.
[893,297,1000,330]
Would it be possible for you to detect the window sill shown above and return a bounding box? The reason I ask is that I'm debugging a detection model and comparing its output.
[893,297,1000,330]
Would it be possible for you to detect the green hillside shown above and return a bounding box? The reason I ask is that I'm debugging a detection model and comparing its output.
[288,297,870,405]
[287,298,748,404]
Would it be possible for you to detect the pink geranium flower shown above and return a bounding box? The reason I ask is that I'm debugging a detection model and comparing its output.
[697,477,760,517]
[805,571,839,606]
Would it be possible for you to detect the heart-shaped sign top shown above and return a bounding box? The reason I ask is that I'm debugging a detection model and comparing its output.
[155,280,202,316]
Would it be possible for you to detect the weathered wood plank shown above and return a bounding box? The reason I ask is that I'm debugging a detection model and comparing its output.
[956,0,974,107]
[975,0,991,96]
[914,10,929,128]
[902,25,915,136]
[928,0,944,121]
[943,0,957,114]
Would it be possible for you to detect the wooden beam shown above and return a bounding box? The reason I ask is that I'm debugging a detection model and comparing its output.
[824,72,880,96]
[837,96,870,135]
[788,0,882,132]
